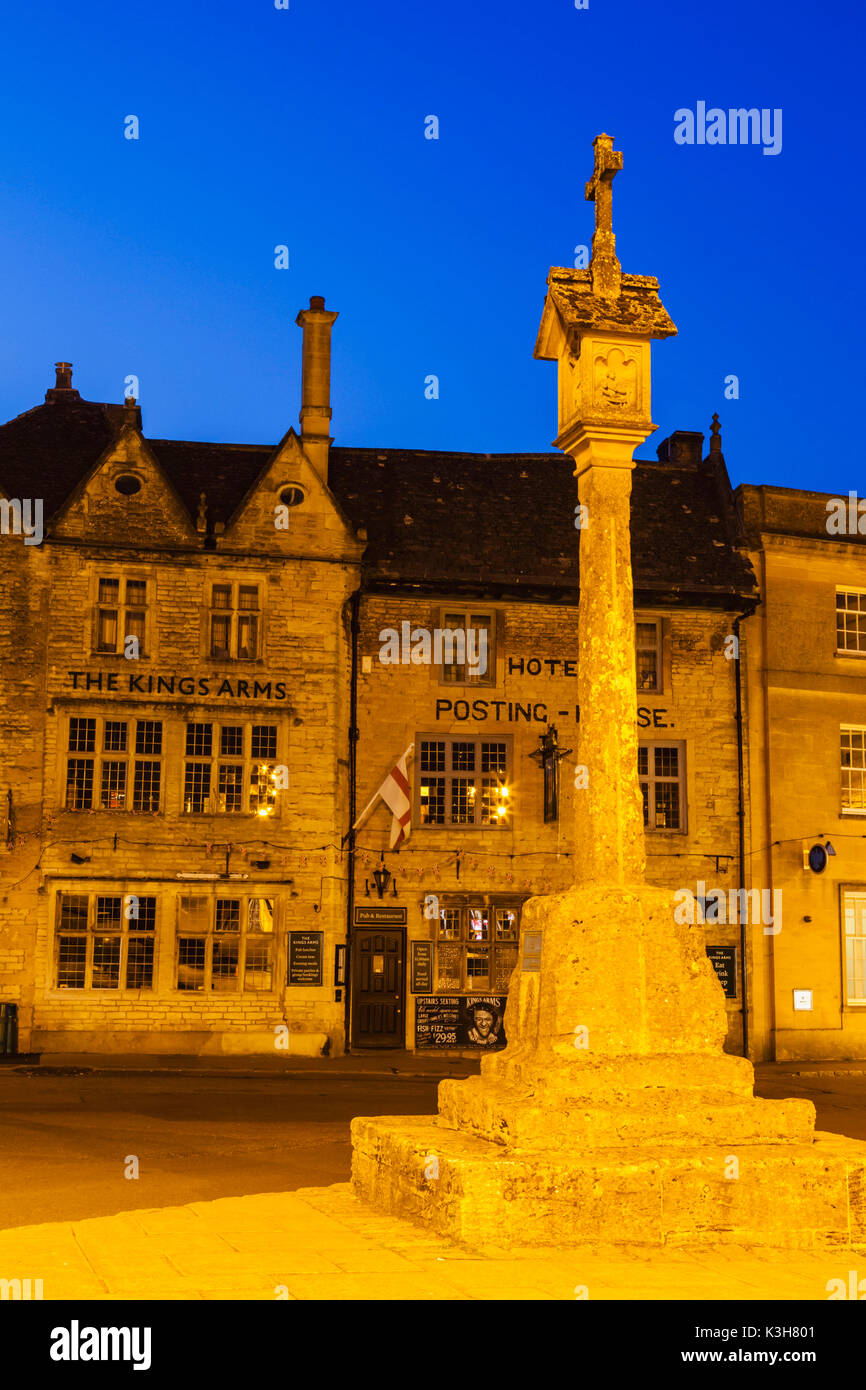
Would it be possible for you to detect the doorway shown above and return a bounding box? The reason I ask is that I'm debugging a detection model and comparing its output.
[351,928,404,1048]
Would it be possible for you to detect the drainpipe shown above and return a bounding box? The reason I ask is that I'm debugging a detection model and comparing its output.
[734,613,749,1058]
[344,590,361,1051]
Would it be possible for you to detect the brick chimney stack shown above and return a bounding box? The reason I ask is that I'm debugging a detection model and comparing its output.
[45,361,81,402]
[295,295,338,479]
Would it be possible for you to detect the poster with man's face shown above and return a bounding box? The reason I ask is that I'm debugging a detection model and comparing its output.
[457,996,507,1049]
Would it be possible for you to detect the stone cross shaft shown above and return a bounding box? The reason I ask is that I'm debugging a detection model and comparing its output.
[584,133,622,238]
[585,133,623,299]
[573,457,646,886]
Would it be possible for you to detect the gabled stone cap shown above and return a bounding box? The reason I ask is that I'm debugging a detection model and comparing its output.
[535,267,677,359]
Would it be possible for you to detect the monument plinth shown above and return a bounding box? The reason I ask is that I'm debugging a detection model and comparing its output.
[351,135,866,1250]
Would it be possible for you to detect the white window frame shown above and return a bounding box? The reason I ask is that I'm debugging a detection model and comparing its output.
[436,608,497,687]
[837,588,866,656]
[842,724,866,815]
[639,739,687,833]
[415,734,513,830]
[843,888,866,1005]
[432,896,522,994]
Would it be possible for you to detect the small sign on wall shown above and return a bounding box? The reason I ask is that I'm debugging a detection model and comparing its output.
[706,945,737,1000]
[522,930,542,972]
[410,941,433,993]
[354,906,407,925]
[288,931,324,986]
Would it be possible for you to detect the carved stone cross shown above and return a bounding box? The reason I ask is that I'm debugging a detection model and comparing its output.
[584,133,623,299]
[584,133,622,237]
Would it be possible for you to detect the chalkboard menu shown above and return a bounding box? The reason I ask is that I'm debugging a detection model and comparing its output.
[415,995,507,1050]
[288,931,324,986]
[435,942,461,991]
[411,941,433,993]
[706,945,737,1000]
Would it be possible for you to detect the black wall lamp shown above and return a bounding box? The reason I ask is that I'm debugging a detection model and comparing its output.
[366,854,398,898]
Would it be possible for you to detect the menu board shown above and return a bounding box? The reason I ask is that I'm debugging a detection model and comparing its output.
[706,945,737,1000]
[435,942,462,991]
[287,931,324,986]
[410,941,433,993]
[415,995,508,1050]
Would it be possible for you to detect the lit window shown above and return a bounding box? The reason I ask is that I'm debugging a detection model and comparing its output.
[844,891,866,1004]
[417,736,511,828]
[182,722,281,815]
[433,900,521,992]
[842,726,866,813]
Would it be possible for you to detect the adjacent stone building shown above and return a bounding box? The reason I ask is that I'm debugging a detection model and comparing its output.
[739,483,866,1060]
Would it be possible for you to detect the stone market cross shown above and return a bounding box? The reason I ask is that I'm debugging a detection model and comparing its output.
[351,135,866,1254]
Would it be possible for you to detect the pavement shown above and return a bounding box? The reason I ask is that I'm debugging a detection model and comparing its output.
[2,1182,864,1301]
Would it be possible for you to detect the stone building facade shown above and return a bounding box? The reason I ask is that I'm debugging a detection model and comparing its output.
[0,301,759,1058]
[1,296,852,1062]
[739,483,866,1060]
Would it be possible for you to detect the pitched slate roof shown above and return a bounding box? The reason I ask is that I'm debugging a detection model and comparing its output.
[0,391,757,607]
[0,396,119,519]
[327,447,756,605]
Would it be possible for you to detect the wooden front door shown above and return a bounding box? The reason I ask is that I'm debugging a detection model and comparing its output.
[351,929,404,1048]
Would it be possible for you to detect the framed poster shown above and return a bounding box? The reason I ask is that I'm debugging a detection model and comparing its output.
[288,931,324,986]
[415,995,507,1050]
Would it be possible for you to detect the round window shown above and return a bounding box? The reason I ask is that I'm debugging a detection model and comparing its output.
[114,475,142,496]
[279,485,305,508]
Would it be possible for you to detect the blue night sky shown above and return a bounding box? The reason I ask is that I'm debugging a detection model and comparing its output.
[0,0,861,492]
